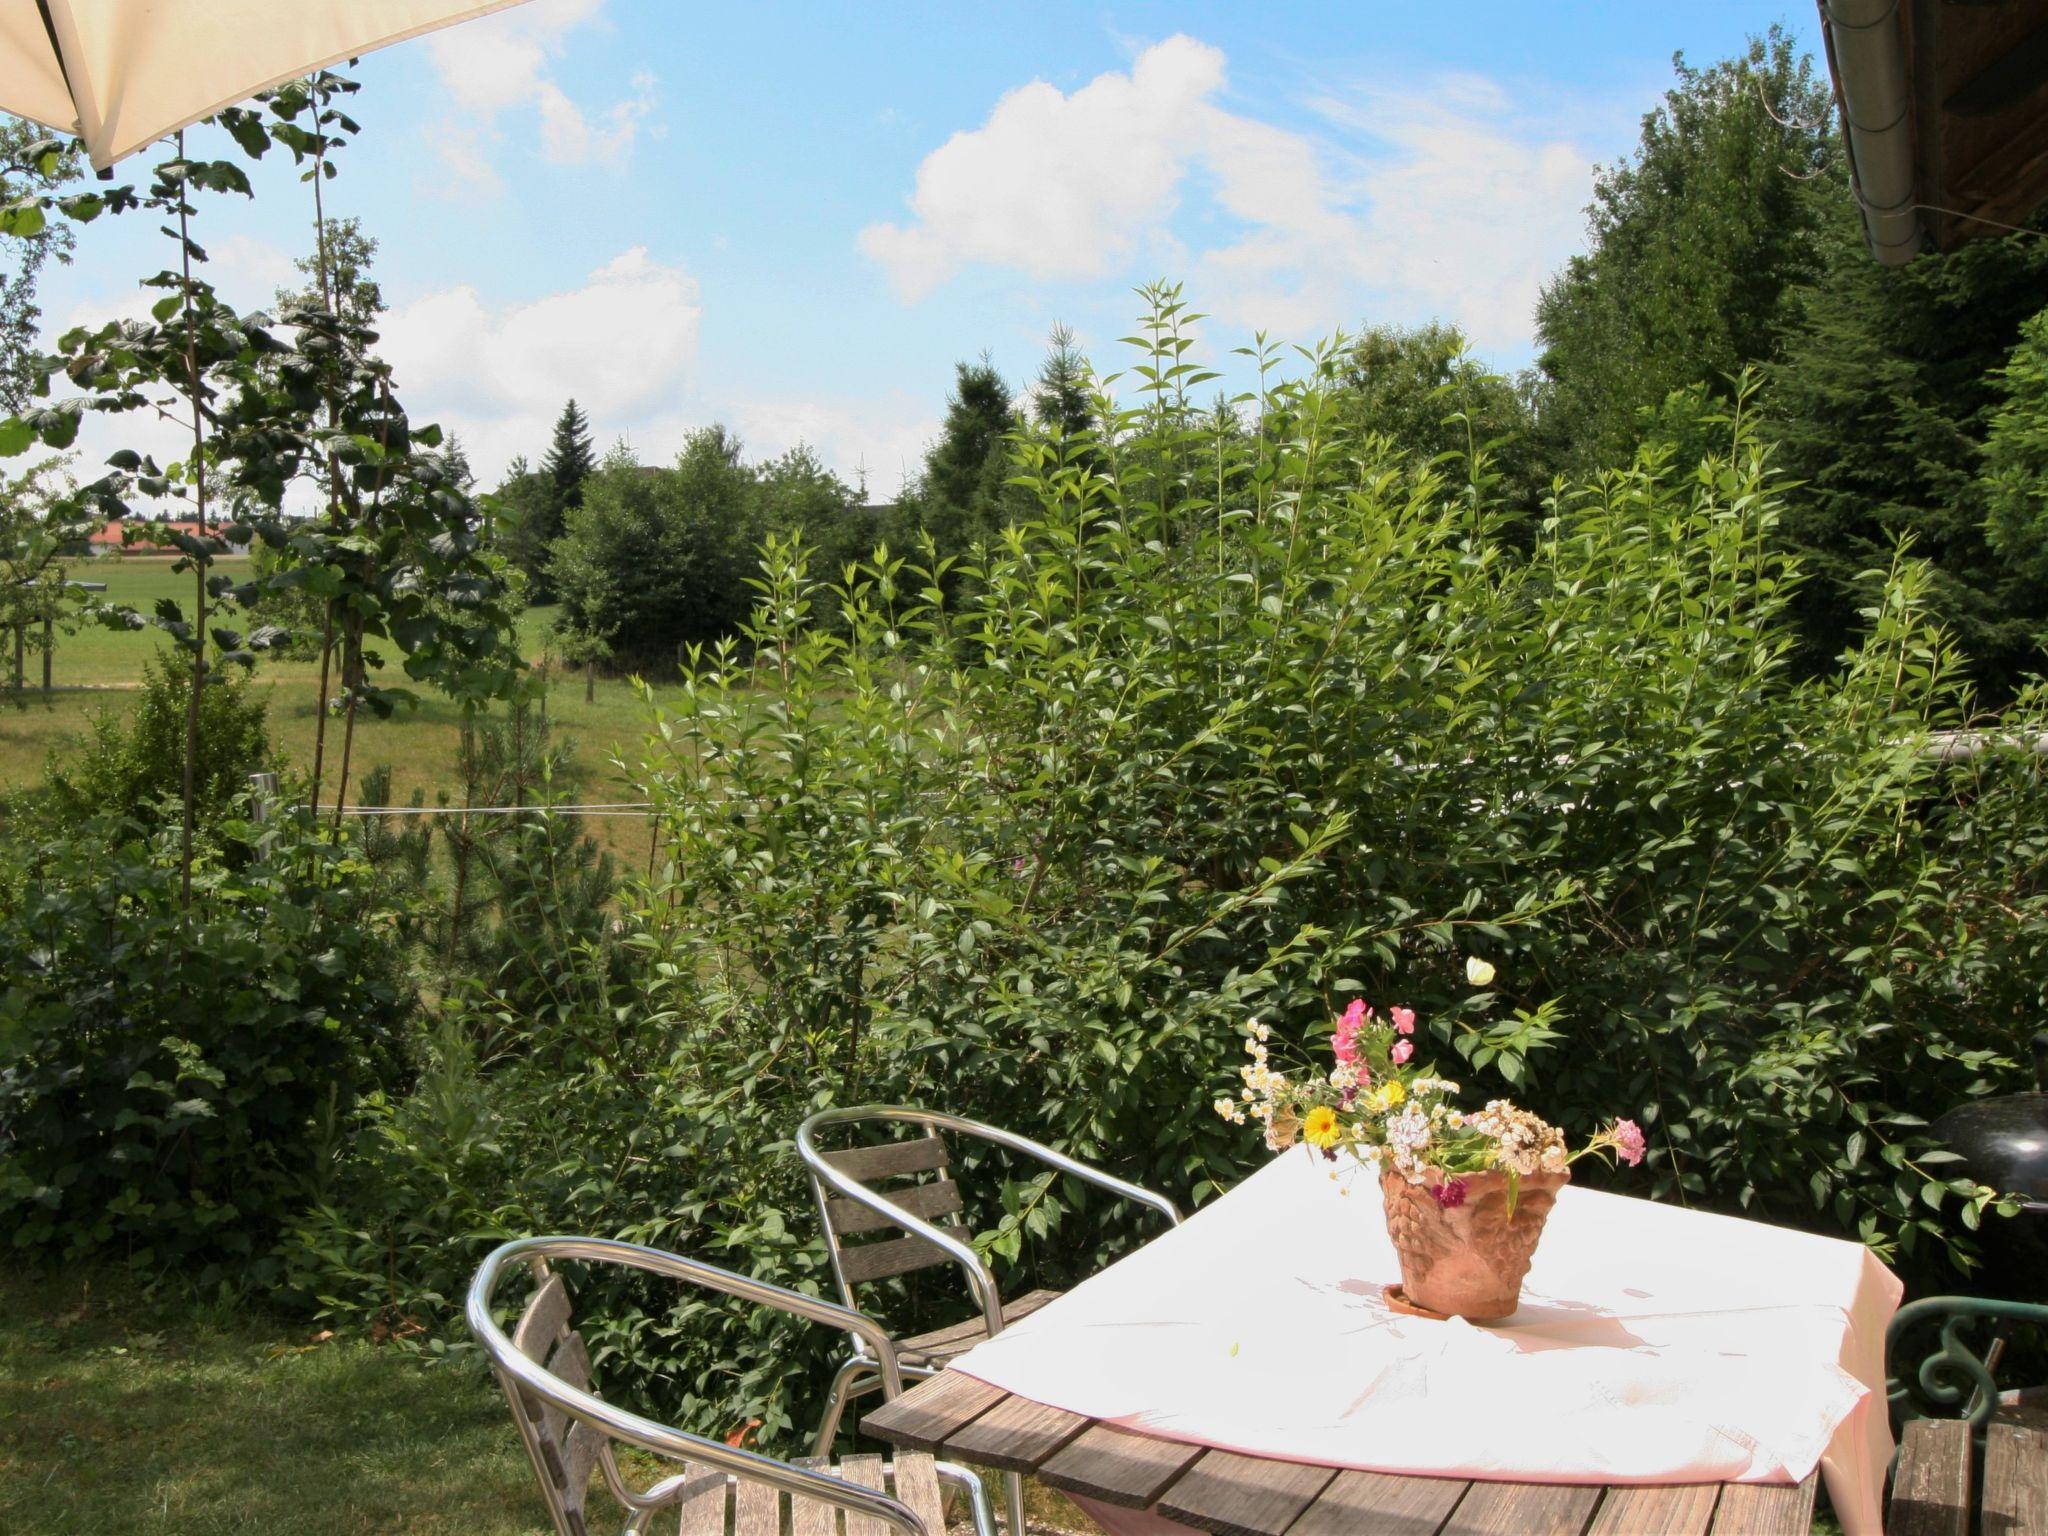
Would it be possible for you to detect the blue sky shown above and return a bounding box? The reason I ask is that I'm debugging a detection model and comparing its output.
[37,0,1824,499]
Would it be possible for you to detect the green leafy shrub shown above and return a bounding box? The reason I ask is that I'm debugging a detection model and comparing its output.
[290,289,2048,1447]
[0,807,413,1276]
[46,646,272,824]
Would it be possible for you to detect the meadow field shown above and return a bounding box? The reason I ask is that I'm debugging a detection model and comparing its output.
[0,556,673,854]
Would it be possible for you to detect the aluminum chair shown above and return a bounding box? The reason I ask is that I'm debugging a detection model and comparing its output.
[798,1106,1183,1536]
[467,1234,998,1536]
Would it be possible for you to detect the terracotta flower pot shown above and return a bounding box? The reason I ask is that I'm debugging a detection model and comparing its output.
[1379,1165,1568,1322]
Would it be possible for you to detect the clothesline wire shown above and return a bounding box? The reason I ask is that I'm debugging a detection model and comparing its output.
[330,802,658,818]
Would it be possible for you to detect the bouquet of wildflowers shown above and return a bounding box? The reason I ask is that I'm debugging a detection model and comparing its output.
[1217,990,1644,1211]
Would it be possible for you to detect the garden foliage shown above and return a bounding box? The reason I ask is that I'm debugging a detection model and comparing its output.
[282,290,2048,1444]
[0,806,411,1277]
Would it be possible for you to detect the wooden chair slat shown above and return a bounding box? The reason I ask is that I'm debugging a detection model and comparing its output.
[1440,1481,1602,1536]
[732,1472,781,1536]
[1039,1423,1207,1510]
[790,1455,839,1536]
[514,1272,574,1362]
[892,1453,948,1535]
[862,1372,1010,1455]
[837,1233,955,1284]
[1156,1449,1335,1536]
[827,1177,965,1238]
[672,1464,732,1536]
[1586,1483,1721,1536]
[526,1329,594,1474]
[555,1419,604,1522]
[1887,1421,1973,1536]
[944,1392,1089,1472]
[1984,1422,2048,1536]
[822,1136,950,1182]
[839,1452,892,1536]
[1713,1474,1819,1536]
[1288,1468,1468,1536]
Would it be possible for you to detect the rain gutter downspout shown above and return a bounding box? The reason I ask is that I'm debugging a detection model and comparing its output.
[1818,0,1925,265]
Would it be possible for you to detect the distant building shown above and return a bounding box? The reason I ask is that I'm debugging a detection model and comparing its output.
[88,518,250,557]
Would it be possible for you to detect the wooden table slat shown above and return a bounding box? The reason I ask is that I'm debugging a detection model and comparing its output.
[1287,1468,1469,1536]
[1706,1472,1821,1536]
[1440,1480,1602,1536]
[944,1392,1090,1473]
[1157,1450,1336,1536]
[1585,1483,1721,1536]
[860,1367,1838,1536]
[861,1372,1009,1454]
[1040,1424,1209,1510]
[1985,1422,2048,1536]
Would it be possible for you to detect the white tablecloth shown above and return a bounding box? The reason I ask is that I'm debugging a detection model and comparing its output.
[950,1149,1900,1534]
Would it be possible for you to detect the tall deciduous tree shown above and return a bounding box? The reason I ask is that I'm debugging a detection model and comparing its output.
[1333,321,1545,520]
[1533,28,1834,472]
[276,212,381,326]
[0,118,78,414]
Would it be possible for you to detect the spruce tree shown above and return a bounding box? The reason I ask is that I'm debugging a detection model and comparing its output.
[1767,204,2048,698]
[543,398,597,513]
[886,358,1023,565]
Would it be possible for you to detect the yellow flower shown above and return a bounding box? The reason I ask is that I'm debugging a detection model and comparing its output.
[1303,1105,1340,1149]
[1379,1079,1406,1108]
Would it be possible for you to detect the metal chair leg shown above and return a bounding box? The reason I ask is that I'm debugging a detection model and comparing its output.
[1004,1468,1027,1536]
[812,1356,877,1457]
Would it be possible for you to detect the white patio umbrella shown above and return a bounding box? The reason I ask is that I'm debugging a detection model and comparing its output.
[0,0,531,171]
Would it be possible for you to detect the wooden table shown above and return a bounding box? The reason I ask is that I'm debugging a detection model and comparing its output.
[861,1370,1820,1536]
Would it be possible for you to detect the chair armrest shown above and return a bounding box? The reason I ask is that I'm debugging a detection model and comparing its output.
[964,1120,1184,1230]
[935,1459,1000,1536]
[1888,1294,2048,1430]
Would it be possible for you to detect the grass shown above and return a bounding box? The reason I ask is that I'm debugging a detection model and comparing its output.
[0,1266,1102,1534]
[0,1267,544,1534]
[1,556,677,860]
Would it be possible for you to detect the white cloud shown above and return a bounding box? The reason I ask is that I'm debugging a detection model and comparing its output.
[860,35,1222,301]
[860,35,1604,355]
[379,246,701,479]
[423,0,656,191]
[728,394,939,501]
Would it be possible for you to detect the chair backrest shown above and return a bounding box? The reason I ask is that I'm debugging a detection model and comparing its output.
[814,1128,967,1294]
[505,1267,606,1533]
[467,1235,923,1536]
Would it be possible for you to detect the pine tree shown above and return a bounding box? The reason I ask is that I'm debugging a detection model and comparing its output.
[886,358,1024,565]
[543,399,597,513]
[1032,324,1093,441]
[1767,203,2048,698]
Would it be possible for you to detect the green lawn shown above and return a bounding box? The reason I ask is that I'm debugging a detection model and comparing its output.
[0,1268,548,1534]
[0,1267,1099,1534]
[2,556,674,859]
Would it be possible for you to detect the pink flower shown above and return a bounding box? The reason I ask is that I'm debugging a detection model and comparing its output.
[1390,1006,1416,1036]
[1333,999,1368,1065]
[1391,1039,1413,1065]
[1432,1176,1468,1209]
[1612,1118,1646,1168]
